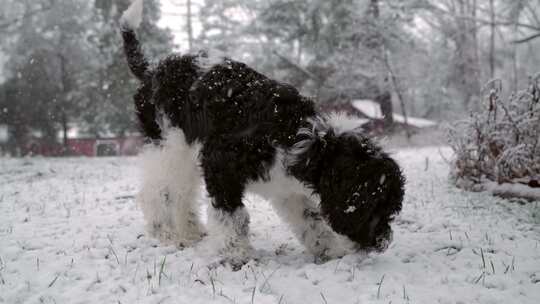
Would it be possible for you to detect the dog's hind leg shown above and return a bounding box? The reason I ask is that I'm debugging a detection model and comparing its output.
[137,129,205,247]
[270,194,356,262]
[206,204,252,270]
[201,143,255,270]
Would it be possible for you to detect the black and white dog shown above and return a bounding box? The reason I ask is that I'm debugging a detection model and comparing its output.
[121,0,404,267]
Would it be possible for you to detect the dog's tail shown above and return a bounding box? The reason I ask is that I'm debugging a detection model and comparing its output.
[120,0,148,81]
[120,0,162,141]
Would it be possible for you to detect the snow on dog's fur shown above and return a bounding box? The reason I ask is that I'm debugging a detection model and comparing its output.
[120,0,404,268]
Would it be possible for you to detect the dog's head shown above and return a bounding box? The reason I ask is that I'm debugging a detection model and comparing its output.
[317,137,404,251]
[288,115,405,252]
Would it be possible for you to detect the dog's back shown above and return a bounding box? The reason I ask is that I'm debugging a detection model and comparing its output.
[186,59,315,146]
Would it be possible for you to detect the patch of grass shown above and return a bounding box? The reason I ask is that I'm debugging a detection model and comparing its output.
[377,274,385,299]
[473,271,485,284]
[403,285,410,302]
[480,248,486,269]
[210,275,216,299]
[107,235,120,265]
[320,292,328,304]
[251,286,256,304]
[48,273,60,288]
[158,256,167,286]
[260,267,280,293]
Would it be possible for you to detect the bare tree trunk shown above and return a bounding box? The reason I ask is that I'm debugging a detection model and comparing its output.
[511,41,518,92]
[383,49,411,138]
[471,0,481,83]
[489,0,495,79]
[57,31,71,155]
[511,2,524,92]
[369,0,394,129]
[186,0,193,52]
[61,110,68,154]
[10,124,28,157]
[59,54,70,155]
[453,0,480,109]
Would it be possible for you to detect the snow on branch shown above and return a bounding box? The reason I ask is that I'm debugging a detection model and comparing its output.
[447,75,540,201]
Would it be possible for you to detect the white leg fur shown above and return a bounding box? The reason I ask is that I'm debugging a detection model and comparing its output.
[270,194,356,261]
[137,129,205,247]
[206,205,254,267]
[248,152,356,260]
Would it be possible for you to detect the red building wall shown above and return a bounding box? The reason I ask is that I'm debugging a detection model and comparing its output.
[23,137,144,157]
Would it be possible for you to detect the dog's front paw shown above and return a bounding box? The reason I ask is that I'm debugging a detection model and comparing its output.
[205,239,256,271]
[223,256,251,271]
[313,240,357,264]
[176,231,208,249]
[314,251,332,264]
[313,247,346,264]
[208,256,255,271]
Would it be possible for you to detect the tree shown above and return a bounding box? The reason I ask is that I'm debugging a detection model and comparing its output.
[195,0,422,132]
[0,53,59,155]
[88,0,173,137]
[417,0,483,108]
[0,0,173,154]
[1,0,95,153]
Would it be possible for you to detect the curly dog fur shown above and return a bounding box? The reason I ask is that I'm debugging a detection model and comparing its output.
[121,0,404,267]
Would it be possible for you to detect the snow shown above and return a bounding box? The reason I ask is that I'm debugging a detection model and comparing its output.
[353,100,383,119]
[1,147,539,304]
[484,182,540,202]
[393,114,437,128]
[352,100,438,128]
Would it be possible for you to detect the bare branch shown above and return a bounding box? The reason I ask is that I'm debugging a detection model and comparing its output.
[272,51,323,85]
[513,32,540,44]
[417,2,540,32]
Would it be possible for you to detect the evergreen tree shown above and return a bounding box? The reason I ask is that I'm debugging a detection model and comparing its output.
[1,0,96,153]
[0,0,173,154]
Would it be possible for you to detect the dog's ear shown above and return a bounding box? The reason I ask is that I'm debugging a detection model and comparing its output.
[286,125,338,187]
[308,129,337,161]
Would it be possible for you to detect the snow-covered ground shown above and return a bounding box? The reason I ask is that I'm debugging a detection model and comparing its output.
[1,147,539,304]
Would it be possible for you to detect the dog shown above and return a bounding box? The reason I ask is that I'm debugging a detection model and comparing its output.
[120,0,405,268]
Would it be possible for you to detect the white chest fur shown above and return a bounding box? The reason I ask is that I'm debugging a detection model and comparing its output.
[246,151,356,258]
[246,151,318,203]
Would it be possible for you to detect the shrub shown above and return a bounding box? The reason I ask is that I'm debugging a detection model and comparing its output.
[447,75,540,192]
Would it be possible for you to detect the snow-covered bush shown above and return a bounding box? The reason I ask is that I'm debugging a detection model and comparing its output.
[447,75,540,196]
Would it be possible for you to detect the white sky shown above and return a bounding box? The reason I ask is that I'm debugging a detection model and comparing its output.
[158,0,202,51]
